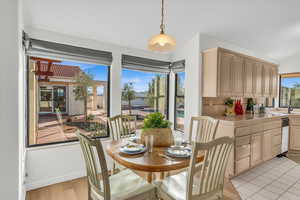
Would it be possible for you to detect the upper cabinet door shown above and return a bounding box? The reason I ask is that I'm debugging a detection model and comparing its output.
[270,66,278,97]
[244,59,254,97]
[263,64,271,96]
[218,51,234,97]
[253,62,263,97]
[231,55,244,97]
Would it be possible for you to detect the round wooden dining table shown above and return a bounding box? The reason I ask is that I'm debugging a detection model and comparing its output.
[106,139,205,183]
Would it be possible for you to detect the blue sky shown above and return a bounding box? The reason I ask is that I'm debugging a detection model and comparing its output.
[58,61,185,93]
[122,69,167,92]
[282,77,300,88]
[59,61,108,81]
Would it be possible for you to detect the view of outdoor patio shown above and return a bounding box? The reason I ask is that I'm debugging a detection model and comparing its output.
[28,57,109,145]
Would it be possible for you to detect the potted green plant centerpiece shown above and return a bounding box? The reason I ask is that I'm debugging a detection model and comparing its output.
[141,112,173,147]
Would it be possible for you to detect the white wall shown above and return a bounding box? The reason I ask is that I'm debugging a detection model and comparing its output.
[279,53,300,74]
[26,140,113,190]
[25,28,172,190]
[172,34,202,136]
[0,0,25,199]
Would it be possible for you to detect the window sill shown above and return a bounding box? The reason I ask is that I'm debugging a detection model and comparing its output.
[26,137,111,151]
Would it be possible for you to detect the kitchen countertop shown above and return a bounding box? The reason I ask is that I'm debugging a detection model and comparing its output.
[209,110,300,126]
[213,113,287,121]
[210,113,289,126]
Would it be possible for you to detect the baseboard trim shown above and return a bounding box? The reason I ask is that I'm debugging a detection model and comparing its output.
[25,170,86,191]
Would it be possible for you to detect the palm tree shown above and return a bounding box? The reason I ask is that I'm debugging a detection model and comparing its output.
[73,71,94,120]
[122,82,136,115]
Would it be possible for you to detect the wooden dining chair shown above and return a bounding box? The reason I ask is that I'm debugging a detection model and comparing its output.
[108,115,137,174]
[188,116,219,143]
[76,131,156,200]
[108,115,137,141]
[155,136,234,200]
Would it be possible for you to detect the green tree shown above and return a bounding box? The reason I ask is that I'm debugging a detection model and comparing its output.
[73,71,94,120]
[146,75,162,109]
[122,82,136,115]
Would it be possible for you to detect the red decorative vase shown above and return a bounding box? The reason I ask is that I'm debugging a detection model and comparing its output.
[234,100,244,115]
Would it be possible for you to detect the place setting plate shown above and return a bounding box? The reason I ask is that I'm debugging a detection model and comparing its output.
[165,146,192,158]
[119,143,147,155]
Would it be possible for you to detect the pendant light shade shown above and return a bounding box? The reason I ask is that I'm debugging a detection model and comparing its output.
[148,33,176,52]
[148,0,176,52]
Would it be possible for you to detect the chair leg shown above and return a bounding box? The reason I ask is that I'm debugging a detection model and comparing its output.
[147,172,153,183]
[88,184,93,200]
[112,162,116,175]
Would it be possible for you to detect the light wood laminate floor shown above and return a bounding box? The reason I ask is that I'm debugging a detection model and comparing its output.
[26,175,240,200]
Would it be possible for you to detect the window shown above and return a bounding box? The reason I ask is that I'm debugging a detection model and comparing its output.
[27,57,110,146]
[121,69,169,129]
[174,72,185,131]
[280,74,300,108]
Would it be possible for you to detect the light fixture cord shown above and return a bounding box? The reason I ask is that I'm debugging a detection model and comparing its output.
[160,0,165,34]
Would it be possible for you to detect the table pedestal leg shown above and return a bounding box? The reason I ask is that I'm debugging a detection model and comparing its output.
[147,172,153,183]
[159,172,165,180]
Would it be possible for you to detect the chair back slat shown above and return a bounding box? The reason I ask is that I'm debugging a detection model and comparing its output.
[76,131,110,200]
[187,137,233,200]
[108,115,137,140]
[189,116,219,143]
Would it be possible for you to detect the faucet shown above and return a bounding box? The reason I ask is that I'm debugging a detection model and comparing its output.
[288,105,293,114]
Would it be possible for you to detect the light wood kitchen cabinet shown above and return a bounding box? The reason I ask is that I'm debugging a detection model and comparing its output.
[289,126,300,151]
[263,64,271,96]
[202,47,278,98]
[251,134,263,166]
[253,62,263,97]
[272,131,282,156]
[215,116,283,177]
[218,51,234,97]
[270,66,278,97]
[244,59,255,97]
[231,55,244,97]
[262,132,271,161]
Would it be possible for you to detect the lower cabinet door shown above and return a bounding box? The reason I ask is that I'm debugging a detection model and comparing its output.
[251,134,263,166]
[236,156,250,175]
[263,131,273,161]
[290,126,300,151]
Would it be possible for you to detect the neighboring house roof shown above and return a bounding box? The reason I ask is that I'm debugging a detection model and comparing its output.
[39,63,81,78]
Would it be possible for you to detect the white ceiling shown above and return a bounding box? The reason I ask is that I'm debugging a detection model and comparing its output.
[24,0,300,60]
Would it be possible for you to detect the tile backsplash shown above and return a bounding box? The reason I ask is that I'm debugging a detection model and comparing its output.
[202,97,266,116]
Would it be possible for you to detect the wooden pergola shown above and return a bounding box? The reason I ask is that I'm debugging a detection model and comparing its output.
[30,57,61,82]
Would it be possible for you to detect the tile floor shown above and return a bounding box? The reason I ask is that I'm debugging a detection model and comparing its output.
[232,157,300,200]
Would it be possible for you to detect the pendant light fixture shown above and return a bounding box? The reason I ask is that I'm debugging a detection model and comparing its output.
[148,0,176,52]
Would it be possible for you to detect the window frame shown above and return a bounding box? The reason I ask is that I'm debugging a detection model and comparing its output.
[120,69,170,120]
[174,72,185,132]
[279,73,300,109]
[26,56,111,148]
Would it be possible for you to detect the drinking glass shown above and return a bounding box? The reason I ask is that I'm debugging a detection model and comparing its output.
[145,135,154,153]
[174,132,183,147]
